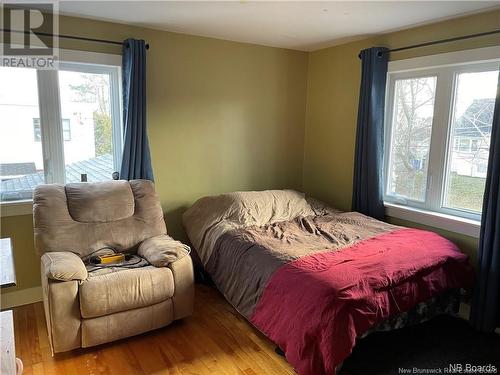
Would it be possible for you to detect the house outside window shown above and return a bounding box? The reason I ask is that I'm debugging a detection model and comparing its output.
[384,47,500,233]
[33,118,42,142]
[62,119,71,141]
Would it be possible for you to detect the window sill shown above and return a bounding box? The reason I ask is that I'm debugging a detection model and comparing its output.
[0,200,33,217]
[384,202,480,238]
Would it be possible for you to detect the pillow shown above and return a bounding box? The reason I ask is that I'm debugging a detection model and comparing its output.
[183,189,315,265]
[225,190,315,226]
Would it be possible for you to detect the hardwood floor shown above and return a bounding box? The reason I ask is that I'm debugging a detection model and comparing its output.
[12,285,296,375]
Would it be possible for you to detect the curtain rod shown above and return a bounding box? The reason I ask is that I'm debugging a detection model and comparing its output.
[0,28,150,49]
[383,28,500,55]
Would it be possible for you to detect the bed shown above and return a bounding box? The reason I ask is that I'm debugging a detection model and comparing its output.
[182,190,474,375]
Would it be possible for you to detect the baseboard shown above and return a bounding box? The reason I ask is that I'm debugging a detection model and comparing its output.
[0,286,43,309]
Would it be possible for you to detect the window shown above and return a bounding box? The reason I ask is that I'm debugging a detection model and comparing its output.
[443,70,497,213]
[459,138,470,152]
[34,118,71,141]
[33,118,42,141]
[0,53,122,203]
[385,48,500,224]
[478,163,488,174]
[471,139,479,153]
[62,119,71,141]
[386,76,437,202]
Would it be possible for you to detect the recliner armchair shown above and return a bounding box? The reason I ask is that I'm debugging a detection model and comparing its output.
[33,179,194,354]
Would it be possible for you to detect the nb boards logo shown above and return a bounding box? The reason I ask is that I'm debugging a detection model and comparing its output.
[1,1,59,69]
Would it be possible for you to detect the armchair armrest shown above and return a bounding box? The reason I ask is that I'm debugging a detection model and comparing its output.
[41,252,88,282]
[138,234,190,267]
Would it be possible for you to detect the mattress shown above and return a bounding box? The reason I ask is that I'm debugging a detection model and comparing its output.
[183,190,474,375]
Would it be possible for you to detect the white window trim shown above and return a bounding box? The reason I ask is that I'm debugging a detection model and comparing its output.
[384,46,500,236]
[0,48,122,217]
[388,46,500,72]
[385,202,481,238]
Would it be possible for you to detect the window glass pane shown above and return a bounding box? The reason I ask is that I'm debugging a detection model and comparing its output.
[387,76,437,202]
[58,70,115,183]
[0,67,45,202]
[443,70,499,213]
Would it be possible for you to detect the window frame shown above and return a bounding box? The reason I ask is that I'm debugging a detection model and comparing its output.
[0,48,123,216]
[383,46,500,236]
[384,70,440,208]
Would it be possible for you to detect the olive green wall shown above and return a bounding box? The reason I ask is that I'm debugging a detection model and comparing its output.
[0,14,308,302]
[303,9,500,263]
[0,215,37,295]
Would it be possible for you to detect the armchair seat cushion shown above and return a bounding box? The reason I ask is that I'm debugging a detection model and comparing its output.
[79,266,174,319]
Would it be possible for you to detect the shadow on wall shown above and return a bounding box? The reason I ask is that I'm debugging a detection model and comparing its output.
[164,205,189,243]
[163,204,209,283]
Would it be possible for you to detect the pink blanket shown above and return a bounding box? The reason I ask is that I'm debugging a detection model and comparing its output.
[250,228,474,375]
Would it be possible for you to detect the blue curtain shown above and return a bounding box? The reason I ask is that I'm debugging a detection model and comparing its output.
[470,72,500,332]
[352,47,389,220]
[120,38,154,181]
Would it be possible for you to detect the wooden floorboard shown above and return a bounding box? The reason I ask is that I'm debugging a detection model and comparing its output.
[12,285,295,375]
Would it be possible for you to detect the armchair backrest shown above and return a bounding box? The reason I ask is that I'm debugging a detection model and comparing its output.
[33,179,166,257]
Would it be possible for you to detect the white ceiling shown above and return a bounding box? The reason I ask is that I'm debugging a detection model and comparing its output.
[58,1,500,51]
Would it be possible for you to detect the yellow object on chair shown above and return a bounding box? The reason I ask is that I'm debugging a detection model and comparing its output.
[97,253,126,264]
